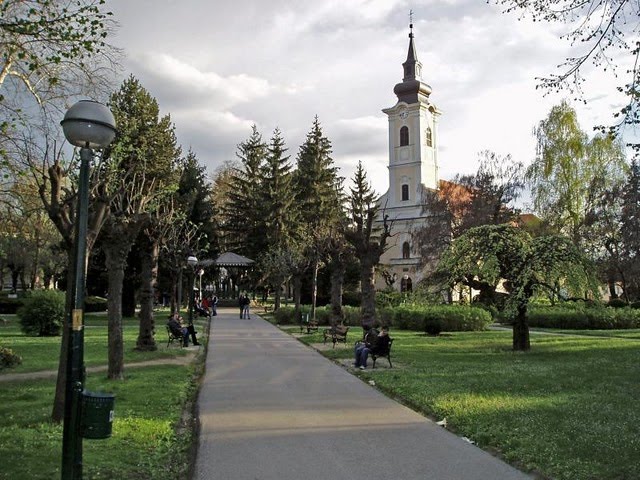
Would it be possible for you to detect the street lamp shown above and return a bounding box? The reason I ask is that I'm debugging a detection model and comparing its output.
[60,100,116,480]
[187,255,198,327]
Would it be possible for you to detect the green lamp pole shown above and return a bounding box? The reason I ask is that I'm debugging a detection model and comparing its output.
[187,255,198,326]
[60,100,116,480]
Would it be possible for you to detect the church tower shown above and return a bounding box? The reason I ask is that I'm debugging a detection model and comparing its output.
[382,22,440,206]
[377,23,441,292]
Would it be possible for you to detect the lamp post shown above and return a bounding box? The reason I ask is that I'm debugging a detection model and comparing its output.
[187,256,198,326]
[60,100,116,480]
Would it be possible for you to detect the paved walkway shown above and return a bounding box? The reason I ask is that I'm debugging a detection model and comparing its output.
[194,309,532,480]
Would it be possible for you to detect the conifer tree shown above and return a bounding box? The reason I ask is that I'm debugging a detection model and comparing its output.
[293,117,343,318]
[343,161,391,330]
[260,128,296,250]
[222,125,267,262]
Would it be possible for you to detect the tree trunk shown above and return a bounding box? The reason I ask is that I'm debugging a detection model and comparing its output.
[104,243,129,380]
[310,259,318,321]
[274,281,282,310]
[51,250,75,422]
[360,259,376,330]
[293,274,302,323]
[329,260,345,326]
[122,269,136,317]
[136,238,159,351]
[512,303,531,351]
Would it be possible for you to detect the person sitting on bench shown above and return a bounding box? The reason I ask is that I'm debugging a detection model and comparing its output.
[354,325,390,370]
[168,313,200,347]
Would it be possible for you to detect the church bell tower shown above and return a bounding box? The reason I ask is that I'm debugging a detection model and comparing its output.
[382,23,440,208]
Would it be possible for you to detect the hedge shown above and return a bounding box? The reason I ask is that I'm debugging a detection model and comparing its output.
[527,305,640,329]
[383,304,493,333]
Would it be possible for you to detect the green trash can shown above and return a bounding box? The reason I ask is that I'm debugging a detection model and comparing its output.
[81,390,115,439]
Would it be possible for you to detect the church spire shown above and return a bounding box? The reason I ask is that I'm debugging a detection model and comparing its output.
[393,21,432,104]
[403,22,420,81]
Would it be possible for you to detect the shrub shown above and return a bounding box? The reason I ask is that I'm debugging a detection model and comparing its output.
[390,305,492,332]
[607,298,628,308]
[17,289,65,336]
[527,305,640,329]
[273,306,296,325]
[0,347,22,370]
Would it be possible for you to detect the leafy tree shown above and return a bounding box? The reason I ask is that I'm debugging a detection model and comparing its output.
[529,101,627,245]
[439,224,595,350]
[0,0,120,423]
[493,0,640,146]
[620,160,640,298]
[101,76,180,379]
[415,151,524,272]
[343,161,391,330]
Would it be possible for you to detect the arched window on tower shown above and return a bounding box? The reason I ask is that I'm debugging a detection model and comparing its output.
[402,242,410,259]
[425,126,433,147]
[400,126,409,146]
[401,184,409,201]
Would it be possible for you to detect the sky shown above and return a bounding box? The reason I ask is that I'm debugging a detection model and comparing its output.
[107,0,629,199]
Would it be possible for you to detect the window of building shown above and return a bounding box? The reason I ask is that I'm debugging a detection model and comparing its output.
[401,184,409,201]
[400,126,409,146]
[425,126,433,147]
[402,242,410,259]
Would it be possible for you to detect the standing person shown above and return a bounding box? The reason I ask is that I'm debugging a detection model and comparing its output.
[211,294,218,316]
[242,294,251,319]
[238,294,244,319]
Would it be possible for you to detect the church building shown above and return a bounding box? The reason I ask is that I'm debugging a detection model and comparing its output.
[376,23,441,292]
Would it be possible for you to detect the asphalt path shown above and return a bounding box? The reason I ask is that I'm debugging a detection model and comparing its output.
[194,308,532,480]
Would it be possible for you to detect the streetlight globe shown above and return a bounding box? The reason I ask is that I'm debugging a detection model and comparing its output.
[187,255,198,267]
[61,100,116,149]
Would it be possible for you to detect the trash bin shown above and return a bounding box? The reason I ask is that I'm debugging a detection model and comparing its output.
[81,390,115,439]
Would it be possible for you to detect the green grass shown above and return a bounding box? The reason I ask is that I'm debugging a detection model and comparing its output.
[0,365,196,480]
[0,312,206,479]
[0,313,206,373]
[533,328,640,339]
[296,328,640,480]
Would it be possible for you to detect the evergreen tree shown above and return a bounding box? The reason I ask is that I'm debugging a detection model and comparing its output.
[293,117,343,318]
[343,161,391,330]
[260,128,296,250]
[222,125,267,262]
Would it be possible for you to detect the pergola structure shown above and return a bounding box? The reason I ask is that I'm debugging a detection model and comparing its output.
[200,252,254,297]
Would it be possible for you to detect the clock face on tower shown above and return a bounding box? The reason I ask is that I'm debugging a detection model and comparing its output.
[399,111,408,119]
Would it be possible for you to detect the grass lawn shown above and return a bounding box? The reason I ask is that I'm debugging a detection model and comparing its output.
[0,312,204,373]
[291,327,640,480]
[0,312,206,480]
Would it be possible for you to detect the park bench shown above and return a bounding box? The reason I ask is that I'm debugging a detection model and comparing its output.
[323,325,350,348]
[166,325,183,348]
[263,305,274,314]
[298,312,319,334]
[370,338,394,369]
